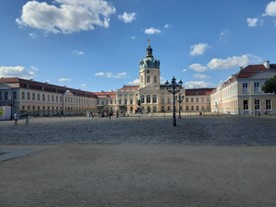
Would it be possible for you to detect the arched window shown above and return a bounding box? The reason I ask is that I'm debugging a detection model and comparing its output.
[147,75,150,83]
[146,95,151,103]
[147,106,151,113]
[152,95,157,103]
[153,106,157,113]
[161,106,165,112]
[141,95,145,103]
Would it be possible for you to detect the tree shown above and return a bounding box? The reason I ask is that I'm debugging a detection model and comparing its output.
[262,75,276,94]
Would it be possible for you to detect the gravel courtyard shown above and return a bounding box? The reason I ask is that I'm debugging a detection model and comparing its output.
[0,115,276,207]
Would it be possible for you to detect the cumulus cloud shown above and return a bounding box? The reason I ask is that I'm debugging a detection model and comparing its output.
[95,72,127,78]
[193,73,210,79]
[185,81,216,89]
[188,64,208,72]
[16,0,116,34]
[190,43,209,56]
[81,83,87,87]
[72,50,84,55]
[264,1,276,16]
[207,54,262,70]
[247,18,258,27]
[131,36,137,40]
[118,12,136,23]
[0,66,37,79]
[58,78,71,82]
[144,27,161,35]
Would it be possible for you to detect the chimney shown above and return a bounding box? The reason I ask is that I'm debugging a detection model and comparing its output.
[263,60,270,69]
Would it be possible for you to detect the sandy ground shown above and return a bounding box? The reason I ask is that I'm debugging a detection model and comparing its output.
[0,115,276,207]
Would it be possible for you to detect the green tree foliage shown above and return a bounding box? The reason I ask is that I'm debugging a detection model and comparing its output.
[262,75,276,94]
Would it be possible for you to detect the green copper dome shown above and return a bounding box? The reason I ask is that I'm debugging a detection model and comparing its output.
[139,41,160,69]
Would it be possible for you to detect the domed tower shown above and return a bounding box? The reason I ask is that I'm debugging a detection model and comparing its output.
[139,39,160,89]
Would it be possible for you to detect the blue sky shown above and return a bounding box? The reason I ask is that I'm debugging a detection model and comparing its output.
[1,0,276,92]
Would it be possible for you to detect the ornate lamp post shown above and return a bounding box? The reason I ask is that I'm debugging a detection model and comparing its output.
[165,77,183,126]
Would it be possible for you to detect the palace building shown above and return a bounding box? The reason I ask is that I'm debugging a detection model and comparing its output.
[94,42,214,116]
[211,61,276,115]
[8,41,276,118]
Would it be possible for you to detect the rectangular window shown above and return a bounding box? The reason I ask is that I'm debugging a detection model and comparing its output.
[242,83,248,93]
[161,98,164,104]
[201,97,204,102]
[243,100,248,110]
[56,96,58,102]
[52,95,54,102]
[167,98,170,104]
[0,92,2,100]
[186,106,189,111]
[255,99,260,110]
[254,82,260,92]
[201,106,205,110]
[191,106,194,111]
[186,97,189,103]
[154,76,157,83]
[125,99,127,105]
[130,99,133,105]
[4,92,8,100]
[147,76,150,83]
[60,96,62,102]
[48,95,50,102]
[110,100,113,104]
[266,99,271,110]
[37,94,40,101]
[196,106,199,110]
[196,98,199,102]
[13,91,17,100]
[26,92,30,100]
[32,93,35,101]
[42,94,45,101]
[191,98,194,102]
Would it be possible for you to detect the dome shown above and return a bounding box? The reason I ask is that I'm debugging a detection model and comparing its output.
[139,41,160,69]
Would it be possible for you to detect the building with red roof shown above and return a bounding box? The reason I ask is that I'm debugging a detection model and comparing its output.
[211,61,276,115]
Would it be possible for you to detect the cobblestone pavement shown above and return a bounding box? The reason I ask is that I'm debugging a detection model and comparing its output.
[1,116,276,207]
[0,115,275,145]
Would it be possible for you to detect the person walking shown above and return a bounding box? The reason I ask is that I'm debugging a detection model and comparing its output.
[14,112,19,125]
[25,113,29,125]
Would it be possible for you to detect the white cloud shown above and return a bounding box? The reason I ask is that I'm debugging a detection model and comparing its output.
[58,78,71,82]
[182,69,187,72]
[144,27,161,35]
[207,54,262,70]
[72,50,84,55]
[29,32,38,39]
[128,79,139,85]
[131,36,137,40]
[247,18,258,27]
[193,73,210,79]
[118,12,136,23]
[0,66,37,79]
[185,81,216,89]
[95,72,127,78]
[164,24,172,29]
[264,1,276,16]
[188,64,208,72]
[81,83,87,87]
[190,43,209,56]
[16,0,116,34]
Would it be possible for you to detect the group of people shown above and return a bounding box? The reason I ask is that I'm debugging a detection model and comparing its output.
[13,112,29,125]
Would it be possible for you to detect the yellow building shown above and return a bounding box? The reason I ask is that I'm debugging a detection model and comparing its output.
[211,61,276,115]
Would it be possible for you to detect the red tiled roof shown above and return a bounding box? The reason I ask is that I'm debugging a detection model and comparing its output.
[118,85,139,91]
[185,88,215,96]
[0,77,97,98]
[94,91,116,98]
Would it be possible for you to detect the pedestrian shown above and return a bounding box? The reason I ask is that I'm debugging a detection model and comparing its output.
[25,113,29,125]
[14,112,19,125]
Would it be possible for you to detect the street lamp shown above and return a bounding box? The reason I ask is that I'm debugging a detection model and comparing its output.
[165,77,183,126]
